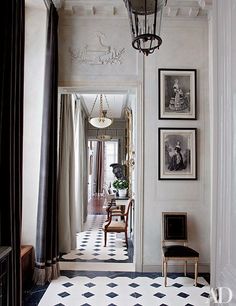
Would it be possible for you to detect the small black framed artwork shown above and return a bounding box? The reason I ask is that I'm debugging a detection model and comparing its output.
[158,69,197,120]
[158,128,197,180]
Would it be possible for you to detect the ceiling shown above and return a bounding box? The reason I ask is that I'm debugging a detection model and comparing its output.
[79,93,127,119]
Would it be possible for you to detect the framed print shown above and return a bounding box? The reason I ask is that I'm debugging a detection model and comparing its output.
[158,128,197,180]
[158,69,197,120]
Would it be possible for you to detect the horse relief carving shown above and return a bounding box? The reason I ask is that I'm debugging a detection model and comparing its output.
[69,32,126,65]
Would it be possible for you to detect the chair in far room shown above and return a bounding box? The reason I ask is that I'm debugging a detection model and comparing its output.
[161,212,199,287]
[103,199,133,248]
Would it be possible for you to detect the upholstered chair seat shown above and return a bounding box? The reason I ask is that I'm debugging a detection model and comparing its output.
[102,221,126,231]
[163,245,199,258]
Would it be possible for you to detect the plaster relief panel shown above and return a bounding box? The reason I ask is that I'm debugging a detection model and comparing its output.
[69,31,125,65]
[59,18,138,83]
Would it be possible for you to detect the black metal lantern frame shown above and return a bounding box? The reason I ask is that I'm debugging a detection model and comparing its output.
[124,0,167,56]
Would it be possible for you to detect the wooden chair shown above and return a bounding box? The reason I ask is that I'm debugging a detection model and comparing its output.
[162,212,199,287]
[103,199,133,248]
[102,187,122,221]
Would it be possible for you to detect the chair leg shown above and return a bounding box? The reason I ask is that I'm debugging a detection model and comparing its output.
[162,257,164,277]
[104,231,107,247]
[164,260,167,287]
[184,261,187,276]
[194,260,198,286]
[125,231,128,248]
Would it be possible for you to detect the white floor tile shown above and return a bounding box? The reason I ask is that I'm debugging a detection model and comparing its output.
[38,275,210,306]
[61,215,130,262]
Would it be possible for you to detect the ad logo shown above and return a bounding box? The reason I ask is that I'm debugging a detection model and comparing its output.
[210,287,233,304]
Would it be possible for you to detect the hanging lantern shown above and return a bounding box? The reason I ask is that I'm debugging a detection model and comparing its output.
[124,0,167,56]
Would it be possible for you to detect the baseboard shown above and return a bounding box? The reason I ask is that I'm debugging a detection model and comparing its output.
[143,263,210,273]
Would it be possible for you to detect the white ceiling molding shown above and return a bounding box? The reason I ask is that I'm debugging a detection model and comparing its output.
[188,7,200,17]
[198,0,212,10]
[59,0,212,18]
[167,7,179,17]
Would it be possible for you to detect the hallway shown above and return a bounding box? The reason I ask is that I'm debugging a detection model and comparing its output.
[60,213,134,263]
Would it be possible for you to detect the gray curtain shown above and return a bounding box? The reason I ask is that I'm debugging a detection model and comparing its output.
[75,99,88,231]
[94,141,105,194]
[34,3,60,285]
[0,0,25,304]
[58,94,77,253]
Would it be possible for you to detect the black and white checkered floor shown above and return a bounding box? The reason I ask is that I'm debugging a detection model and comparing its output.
[38,273,210,306]
[38,215,211,306]
[61,215,132,262]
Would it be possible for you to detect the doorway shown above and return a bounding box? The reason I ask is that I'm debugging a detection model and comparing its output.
[58,86,143,272]
[87,139,119,214]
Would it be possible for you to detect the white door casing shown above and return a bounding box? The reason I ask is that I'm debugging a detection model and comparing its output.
[210,0,236,304]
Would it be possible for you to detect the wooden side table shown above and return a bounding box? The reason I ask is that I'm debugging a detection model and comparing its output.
[21,245,34,292]
[0,246,12,306]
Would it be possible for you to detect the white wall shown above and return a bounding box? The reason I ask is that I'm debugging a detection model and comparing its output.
[143,19,210,271]
[22,5,47,246]
[58,10,211,271]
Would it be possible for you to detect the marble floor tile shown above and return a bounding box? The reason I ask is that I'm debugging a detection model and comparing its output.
[38,275,210,306]
[60,215,133,263]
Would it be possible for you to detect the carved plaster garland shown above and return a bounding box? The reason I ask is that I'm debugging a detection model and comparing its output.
[69,32,126,65]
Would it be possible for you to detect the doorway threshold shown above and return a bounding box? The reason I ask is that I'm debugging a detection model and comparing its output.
[59,261,135,272]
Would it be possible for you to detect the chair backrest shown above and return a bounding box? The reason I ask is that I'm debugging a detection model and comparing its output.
[105,199,133,230]
[124,199,133,228]
[162,212,187,244]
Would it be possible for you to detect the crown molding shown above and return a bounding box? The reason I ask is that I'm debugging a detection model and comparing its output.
[58,0,212,18]
[198,0,212,10]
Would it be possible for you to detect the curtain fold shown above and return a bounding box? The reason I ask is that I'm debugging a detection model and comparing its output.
[74,100,88,231]
[0,1,25,305]
[94,141,105,194]
[82,112,88,223]
[58,94,76,253]
[34,3,60,285]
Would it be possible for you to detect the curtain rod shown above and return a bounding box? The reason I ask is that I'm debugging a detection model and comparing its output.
[43,0,53,10]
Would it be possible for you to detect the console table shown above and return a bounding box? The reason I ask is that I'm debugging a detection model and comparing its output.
[21,245,34,292]
[0,246,12,306]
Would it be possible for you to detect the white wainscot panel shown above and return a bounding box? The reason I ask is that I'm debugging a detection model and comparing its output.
[59,19,138,81]
[156,181,201,201]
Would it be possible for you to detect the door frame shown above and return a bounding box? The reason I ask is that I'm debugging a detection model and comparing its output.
[58,82,144,271]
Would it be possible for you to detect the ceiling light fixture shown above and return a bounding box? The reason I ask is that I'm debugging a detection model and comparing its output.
[89,94,113,129]
[123,0,167,56]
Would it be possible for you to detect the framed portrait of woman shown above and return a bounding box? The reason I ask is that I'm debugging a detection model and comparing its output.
[158,128,197,180]
[158,69,197,120]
